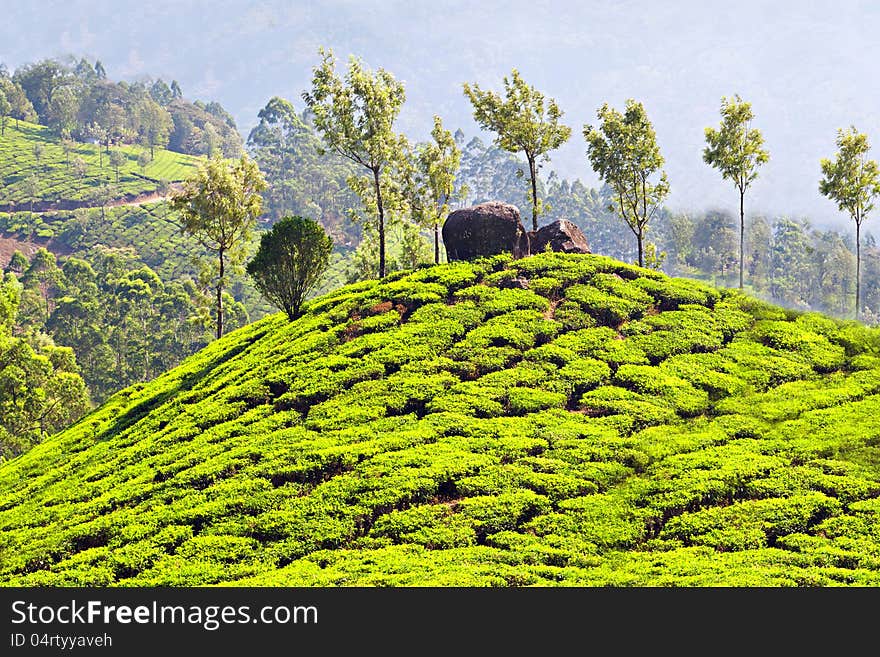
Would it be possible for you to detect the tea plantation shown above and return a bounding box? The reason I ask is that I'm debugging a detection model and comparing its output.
[1,252,879,586]
[0,120,199,206]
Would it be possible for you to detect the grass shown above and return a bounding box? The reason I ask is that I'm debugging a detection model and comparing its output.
[0,120,201,206]
[0,252,879,586]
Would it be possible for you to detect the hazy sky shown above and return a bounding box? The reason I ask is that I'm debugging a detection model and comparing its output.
[4,1,880,227]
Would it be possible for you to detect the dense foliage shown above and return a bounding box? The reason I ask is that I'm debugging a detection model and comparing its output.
[0,266,90,460]
[247,216,333,320]
[4,247,215,406]
[1,252,879,585]
[3,58,241,158]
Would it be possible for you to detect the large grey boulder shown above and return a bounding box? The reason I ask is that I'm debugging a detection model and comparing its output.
[529,220,591,254]
[442,201,529,261]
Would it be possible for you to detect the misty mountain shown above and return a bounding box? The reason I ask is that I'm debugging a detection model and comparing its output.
[4,0,880,227]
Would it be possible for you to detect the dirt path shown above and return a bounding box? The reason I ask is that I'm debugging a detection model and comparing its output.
[0,184,183,215]
[105,189,177,209]
[0,233,72,268]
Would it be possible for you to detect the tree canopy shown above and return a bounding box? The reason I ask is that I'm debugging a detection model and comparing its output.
[704,94,769,288]
[584,99,669,268]
[247,216,333,320]
[463,70,571,230]
[819,126,880,319]
[171,154,267,338]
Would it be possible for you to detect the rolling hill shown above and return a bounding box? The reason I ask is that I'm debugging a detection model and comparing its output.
[0,120,200,209]
[1,252,879,586]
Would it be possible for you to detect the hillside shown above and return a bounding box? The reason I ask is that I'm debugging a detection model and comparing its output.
[1,252,879,586]
[0,120,200,210]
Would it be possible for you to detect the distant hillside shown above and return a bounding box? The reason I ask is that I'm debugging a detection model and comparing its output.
[0,120,200,210]
[1,252,878,586]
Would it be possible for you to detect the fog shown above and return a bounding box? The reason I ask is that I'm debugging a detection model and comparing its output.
[5,0,880,228]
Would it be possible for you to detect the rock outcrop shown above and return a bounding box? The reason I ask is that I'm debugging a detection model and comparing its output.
[529,220,591,254]
[442,201,529,261]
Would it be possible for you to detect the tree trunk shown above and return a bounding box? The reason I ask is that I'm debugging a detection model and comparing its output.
[637,229,644,268]
[373,167,386,278]
[216,247,225,339]
[739,189,745,289]
[856,220,861,321]
[434,222,440,264]
[528,156,539,232]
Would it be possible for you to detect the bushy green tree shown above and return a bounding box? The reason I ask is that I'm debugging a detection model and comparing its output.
[137,98,173,159]
[463,70,571,230]
[704,95,770,289]
[246,216,333,320]
[820,126,880,320]
[584,99,669,267]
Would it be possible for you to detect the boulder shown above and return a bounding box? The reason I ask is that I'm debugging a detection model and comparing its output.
[529,220,591,254]
[442,201,529,261]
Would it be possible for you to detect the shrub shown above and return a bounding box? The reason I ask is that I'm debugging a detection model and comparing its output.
[613,364,709,416]
[507,388,567,415]
[246,216,333,320]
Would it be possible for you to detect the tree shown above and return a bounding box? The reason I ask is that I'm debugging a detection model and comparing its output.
[95,102,126,152]
[0,77,36,128]
[463,70,571,230]
[137,98,172,158]
[12,59,72,119]
[72,156,88,189]
[150,79,173,106]
[819,126,880,320]
[60,133,75,168]
[32,143,44,167]
[23,175,39,212]
[404,116,462,263]
[246,216,332,320]
[171,154,266,338]
[0,90,10,136]
[137,150,151,176]
[584,99,669,267]
[703,95,769,289]
[302,48,406,278]
[94,60,106,80]
[109,149,125,183]
[47,85,79,135]
[170,80,183,99]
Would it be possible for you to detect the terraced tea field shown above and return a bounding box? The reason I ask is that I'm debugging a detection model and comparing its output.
[1,252,879,585]
[0,120,200,207]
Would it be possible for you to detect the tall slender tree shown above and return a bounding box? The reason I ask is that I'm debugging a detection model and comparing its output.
[584,99,669,267]
[463,70,571,230]
[405,116,463,263]
[303,48,406,279]
[171,154,266,338]
[819,126,880,320]
[703,94,769,289]
[0,90,10,136]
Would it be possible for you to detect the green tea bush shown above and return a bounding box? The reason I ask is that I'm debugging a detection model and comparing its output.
[2,252,879,587]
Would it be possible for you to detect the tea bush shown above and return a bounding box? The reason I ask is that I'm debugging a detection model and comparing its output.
[1,252,879,586]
